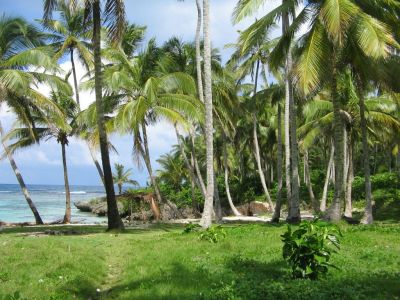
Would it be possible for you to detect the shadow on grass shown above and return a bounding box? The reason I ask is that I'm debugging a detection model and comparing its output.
[71,255,400,300]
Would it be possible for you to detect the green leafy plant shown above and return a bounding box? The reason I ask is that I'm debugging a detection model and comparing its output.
[281,219,342,280]
[182,222,201,234]
[198,225,227,243]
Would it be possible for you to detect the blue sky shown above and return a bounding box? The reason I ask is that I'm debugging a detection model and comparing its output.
[0,0,280,186]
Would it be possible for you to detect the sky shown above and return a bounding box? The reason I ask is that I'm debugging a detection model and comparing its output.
[0,0,281,187]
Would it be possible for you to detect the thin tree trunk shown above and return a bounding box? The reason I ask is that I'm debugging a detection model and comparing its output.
[326,69,344,222]
[321,142,334,212]
[287,49,300,223]
[282,5,292,216]
[175,125,206,198]
[70,48,81,108]
[118,184,122,195]
[359,90,373,224]
[93,0,123,230]
[344,139,353,218]
[252,59,274,211]
[71,46,105,188]
[141,123,180,218]
[213,172,222,222]
[88,144,105,185]
[190,153,199,213]
[61,142,71,224]
[304,149,319,213]
[0,124,43,225]
[222,132,241,216]
[272,104,283,222]
[199,0,214,228]
[190,132,207,194]
[195,0,204,103]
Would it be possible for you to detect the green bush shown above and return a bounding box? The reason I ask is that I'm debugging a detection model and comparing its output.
[198,225,227,243]
[182,222,201,234]
[281,219,342,280]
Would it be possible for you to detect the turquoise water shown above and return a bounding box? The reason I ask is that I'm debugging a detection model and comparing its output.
[0,184,107,224]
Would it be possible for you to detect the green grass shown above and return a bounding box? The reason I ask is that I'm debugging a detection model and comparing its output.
[0,223,399,299]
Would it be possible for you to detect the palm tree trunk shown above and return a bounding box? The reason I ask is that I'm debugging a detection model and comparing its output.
[359,90,373,224]
[70,46,106,188]
[174,125,206,198]
[70,48,80,108]
[304,149,319,213]
[190,132,206,194]
[195,0,204,103]
[222,132,241,216]
[344,139,353,218]
[61,142,71,224]
[272,104,283,222]
[92,0,123,230]
[252,59,274,212]
[118,184,122,195]
[0,125,43,225]
[326,70,344,222]
[282,7,292,217]
[287,47,300,223]
[321,142,334,212]
[199,0,214,228]
[190,153,199,213]
[141,123,181,218]
[88,144,105,185]
[213,172,222,222]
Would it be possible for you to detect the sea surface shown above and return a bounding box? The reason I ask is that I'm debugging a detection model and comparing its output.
[0,184,107,224]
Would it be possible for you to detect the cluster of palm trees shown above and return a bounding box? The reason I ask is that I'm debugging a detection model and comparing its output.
[0,0,399,230]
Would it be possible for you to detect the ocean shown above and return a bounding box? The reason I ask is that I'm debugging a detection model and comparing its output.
[0,183,107,224]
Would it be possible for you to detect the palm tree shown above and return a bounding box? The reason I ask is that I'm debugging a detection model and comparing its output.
[5,89,76,224]
[112,163,139,195]
[44,0,126,230]
[0,15,69,224]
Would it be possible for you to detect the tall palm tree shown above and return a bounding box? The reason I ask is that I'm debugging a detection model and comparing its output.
[112,163,139,195]
[44,0,127,230]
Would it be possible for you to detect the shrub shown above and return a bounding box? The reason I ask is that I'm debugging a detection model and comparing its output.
[182,222,201,234]
[281,219,342,280]
[198,225,227,243]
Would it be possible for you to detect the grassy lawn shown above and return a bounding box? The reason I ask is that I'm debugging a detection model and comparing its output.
[0,223,399,300]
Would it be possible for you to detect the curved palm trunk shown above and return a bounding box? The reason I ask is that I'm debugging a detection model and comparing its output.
[326,70,344,222]
[0,125,43,224]
[252,60,274,211]
[359,91,373,224]
[199,0,214,228]
[61,142,71,224]
[88,144,105,185]
[272,104,283,222]
[195,0,204,103]
[344,139,353,218]
[222,133,241,216]
[93,0,123,230]
[321,142,334,211]
[141,124,181,218]
[304,149,319,213]
[190,153,199,213]
[213,172,222,222]
[118,184,122,195]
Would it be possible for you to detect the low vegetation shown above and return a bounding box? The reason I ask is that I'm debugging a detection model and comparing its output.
[0,223,399,299]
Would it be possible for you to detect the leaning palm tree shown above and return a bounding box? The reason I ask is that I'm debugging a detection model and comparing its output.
[0,15,69,224]
[112,163,139,195]
[5,90,76,224]
[44,0,126,230]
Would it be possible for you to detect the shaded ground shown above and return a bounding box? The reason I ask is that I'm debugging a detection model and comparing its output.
[0,223,399,299]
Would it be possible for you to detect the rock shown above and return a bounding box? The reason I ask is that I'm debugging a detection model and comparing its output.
[74,197,124,217]
[237,201,271,216]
